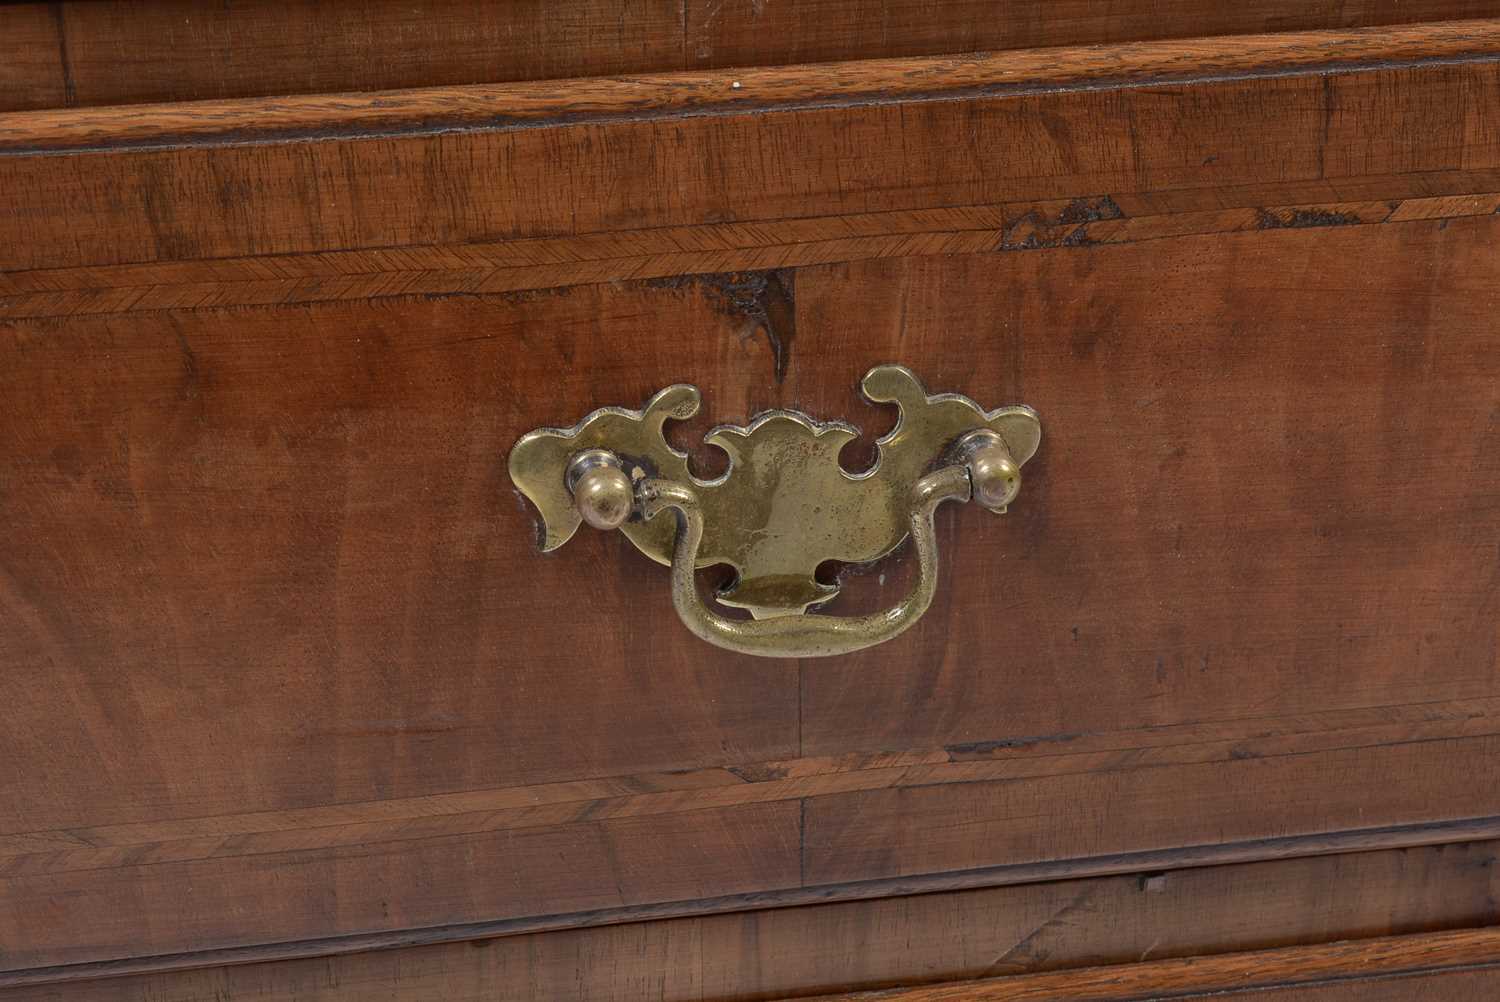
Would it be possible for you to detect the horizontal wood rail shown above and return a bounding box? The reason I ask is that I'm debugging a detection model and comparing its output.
[3,18,1500,154]
[4,189,1499,320]
[5,17,1500,278]
[5,841,1499,991]
[5,696,1500,878]
[5,0,1496,114]
[794,927,1500,1001]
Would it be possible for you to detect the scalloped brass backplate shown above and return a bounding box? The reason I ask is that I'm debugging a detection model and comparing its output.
[509,365,1040,631]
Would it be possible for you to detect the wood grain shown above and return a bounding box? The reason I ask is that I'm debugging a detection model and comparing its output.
[0,0,685,113]
[0,284,801,838]
[789,217,1500,757]
[5,15,1500,989]
[4,190,1499,321]
[4,697,1499,879]
[802,737,1500,886]
[0,802,801,975]
[688,0,1500,69]
[7,218,1500,827]
[3,216,1499,972]
[7,19,1500,154]
[792,928,1500,1000]
[5,1,1500,112]
[1199,970,1500,1001]
[4,24,1500,273]
[4,841,1496,996]
[0,5,69,112]
[4,818,1498,989]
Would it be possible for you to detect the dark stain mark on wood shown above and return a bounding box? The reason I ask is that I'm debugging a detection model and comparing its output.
[946,733,1083,758]
[648,269,797,382]
[1002,196,1124,250]
[729,763,792,783]
[1057,196,1125,225]
[1255,207,1364,229]
[10,192,1500,322]
[703,269,797,383]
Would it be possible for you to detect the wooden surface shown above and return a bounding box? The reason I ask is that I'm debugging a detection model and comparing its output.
[2,840,1488,996]
[11,840,1500,996]
[5,0,1500,112]
[1170,974,1500,1002]
[0,1,685,113]
[9,19,1500,154]
[6,20,1500,278]
[4,12,1500,992]
[687,0,1500,70]
[2,841,1493,999]
[5,189,1500,323]
[1202,971,1500,1001]
[793,928,1500,1000]
[4,213,1500,973]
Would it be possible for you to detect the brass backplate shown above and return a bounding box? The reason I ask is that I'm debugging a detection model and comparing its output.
[509,365,1040,621]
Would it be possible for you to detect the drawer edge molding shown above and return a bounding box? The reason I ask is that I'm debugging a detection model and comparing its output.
[3,18,1500,156]
[5,22,1500,275]
[791,927,1500,1001]
[4,814,1499,990]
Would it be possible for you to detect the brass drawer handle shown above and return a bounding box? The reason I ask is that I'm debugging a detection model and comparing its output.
[509,365,1040,658]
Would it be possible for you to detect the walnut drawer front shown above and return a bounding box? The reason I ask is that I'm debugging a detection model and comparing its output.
[2,11,1499,995]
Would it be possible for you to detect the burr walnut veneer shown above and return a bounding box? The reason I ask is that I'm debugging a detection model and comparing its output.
[2,3,1500,999]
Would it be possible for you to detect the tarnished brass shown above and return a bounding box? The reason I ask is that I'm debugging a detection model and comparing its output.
[508,364,1040,658]
[566,450,634,531]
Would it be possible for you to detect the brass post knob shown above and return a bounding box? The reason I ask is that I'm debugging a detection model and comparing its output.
[567,449,634,531]
[953,429,1022,512]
